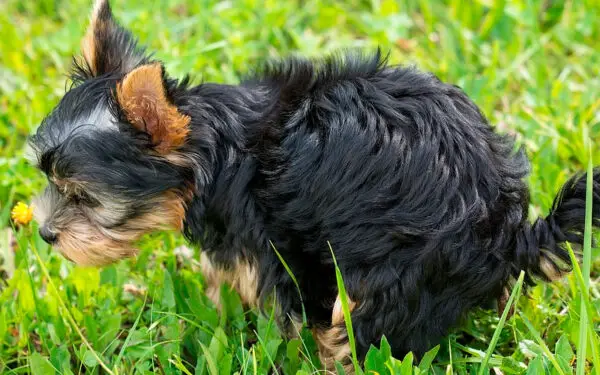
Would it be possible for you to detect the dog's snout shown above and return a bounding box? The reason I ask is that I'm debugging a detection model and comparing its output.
[39,226,58,244]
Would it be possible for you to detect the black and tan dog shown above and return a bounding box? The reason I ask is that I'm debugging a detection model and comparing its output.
[29,0,599,371]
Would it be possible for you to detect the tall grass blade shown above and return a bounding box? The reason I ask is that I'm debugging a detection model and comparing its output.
[270,240,307,325]
[253,291,281,375]
[479,0,506,39]
[521,315,565,375]
[328,241,361,374]
[477,270,525,375]
[576,154,594,375]
[565,244,600,375]
[252,332,280,375]
[113,292,148,370]
[29,241,115,375]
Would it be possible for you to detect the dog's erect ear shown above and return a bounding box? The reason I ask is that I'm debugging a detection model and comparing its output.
[81,0,149,76]
[116,63,190,154]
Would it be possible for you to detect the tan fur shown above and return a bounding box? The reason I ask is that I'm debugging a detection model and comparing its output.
[81,0,108,74]
[165,152,197,168]
[117,63,190,154]
[540,256,564,281]
[57,192,186,266]
[312,293,357,374]
[331,293,357,325]
[313,326,353,374]
[57,213,137,265]
[52,178,88,199]
[497,287,515,319]
[200,252,259,309]
[81,20,96,73]
[129,192,186,231]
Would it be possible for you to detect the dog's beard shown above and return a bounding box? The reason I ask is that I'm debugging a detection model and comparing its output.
[33,191,186,266]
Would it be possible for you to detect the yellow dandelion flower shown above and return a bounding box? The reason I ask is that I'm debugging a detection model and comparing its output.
[11,202,34,225]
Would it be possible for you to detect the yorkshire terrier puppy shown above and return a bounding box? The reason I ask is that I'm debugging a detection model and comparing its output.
[30,0,599,371]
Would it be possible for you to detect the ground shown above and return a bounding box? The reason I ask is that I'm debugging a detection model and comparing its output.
[0,0,599,374]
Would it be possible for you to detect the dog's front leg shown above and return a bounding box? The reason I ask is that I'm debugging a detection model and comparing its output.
[200,251,259,310]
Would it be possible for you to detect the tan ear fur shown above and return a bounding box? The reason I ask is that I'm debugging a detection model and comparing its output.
[116,63,190,153]
[81,0,109,75]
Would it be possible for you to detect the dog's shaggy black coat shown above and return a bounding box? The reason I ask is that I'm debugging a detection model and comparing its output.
[31,0,600,365]
[181,52,600,357]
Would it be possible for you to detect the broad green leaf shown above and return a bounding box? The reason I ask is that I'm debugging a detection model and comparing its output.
[29,353,56,375]
[200,342,219,375]
[364,345,387,374]
[526,357,544,375]
[418,345,440,372]
[161,269,176,310]
[555,334,574,372]
[209,326,228,360]
[399,352,414,375]
[380,336,392,361]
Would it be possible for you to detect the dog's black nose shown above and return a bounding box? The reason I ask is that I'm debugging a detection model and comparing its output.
[39,226,58,244]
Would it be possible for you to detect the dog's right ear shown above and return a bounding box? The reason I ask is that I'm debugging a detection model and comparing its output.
[80,0,150,78]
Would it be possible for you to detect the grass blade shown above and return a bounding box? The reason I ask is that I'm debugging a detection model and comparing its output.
[565,243,600,375]
[328,241,361,375]
[199,343,219,375]
[254,291,281,375]
[521,314,566,375]
[479,0,506,39]
[576,154,594,375]
[29,241,115,375]
[477,270,525,375]
[252,332,280,375]
[270,240,307,325]
[113,292,147,370]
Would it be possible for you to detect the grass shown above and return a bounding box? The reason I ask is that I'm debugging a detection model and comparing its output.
[0,0,599,373]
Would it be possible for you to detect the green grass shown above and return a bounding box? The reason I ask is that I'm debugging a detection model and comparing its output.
[1,0,599,373]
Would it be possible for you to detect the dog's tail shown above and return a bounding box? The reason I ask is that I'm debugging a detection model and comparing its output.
[513,167,600,283]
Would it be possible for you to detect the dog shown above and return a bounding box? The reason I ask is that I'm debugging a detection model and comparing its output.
[29,0,600,371]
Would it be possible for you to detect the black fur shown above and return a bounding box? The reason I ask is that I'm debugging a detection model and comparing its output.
[177,51,600,357]
[30,1,600,364]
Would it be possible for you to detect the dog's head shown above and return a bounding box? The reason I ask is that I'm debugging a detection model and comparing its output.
[29,0,194,265]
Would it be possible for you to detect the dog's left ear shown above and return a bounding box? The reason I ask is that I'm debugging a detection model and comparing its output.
[116,63,190,154]
[81,0,149,77]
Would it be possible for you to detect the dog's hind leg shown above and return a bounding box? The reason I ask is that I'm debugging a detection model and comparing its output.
[314,276,478,374]
[312,293,356,373]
